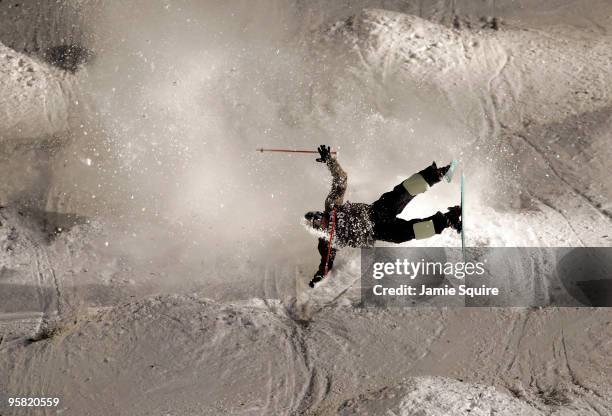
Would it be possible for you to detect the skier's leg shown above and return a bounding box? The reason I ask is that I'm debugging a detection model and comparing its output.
[374,207,460,243]
[371,183,414,220]
[402,161,450,197]
[372,216,438,243]
[371,162,451,219]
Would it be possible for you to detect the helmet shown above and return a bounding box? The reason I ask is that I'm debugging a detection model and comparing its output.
[305,211,324,228]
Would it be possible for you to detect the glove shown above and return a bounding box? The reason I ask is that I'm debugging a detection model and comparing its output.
[309,272,324,288]
[316,145,332,163]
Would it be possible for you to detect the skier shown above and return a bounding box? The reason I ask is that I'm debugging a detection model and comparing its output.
[305,145,461,288]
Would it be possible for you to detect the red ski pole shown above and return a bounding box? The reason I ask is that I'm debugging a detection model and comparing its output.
[256,148,338,155]
[323,208,337,277]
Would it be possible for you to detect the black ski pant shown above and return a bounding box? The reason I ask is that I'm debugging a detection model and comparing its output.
[371,183,442,243]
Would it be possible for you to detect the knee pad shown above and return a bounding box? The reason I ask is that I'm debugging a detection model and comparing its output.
[413,220,436,240]
[402,173,429,196]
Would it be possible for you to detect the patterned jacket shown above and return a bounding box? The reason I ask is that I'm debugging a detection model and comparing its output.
[315,158,375,276]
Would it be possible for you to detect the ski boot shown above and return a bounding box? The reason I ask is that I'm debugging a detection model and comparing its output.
[444,205,462,233]
[404,162,454,197]
[420,161,452,185]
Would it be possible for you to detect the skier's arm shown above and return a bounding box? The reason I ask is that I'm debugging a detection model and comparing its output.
[316,145,347,211]
[325,157,347,211]
[316,238,337,276]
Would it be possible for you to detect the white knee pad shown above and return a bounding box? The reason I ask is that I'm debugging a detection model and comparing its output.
[402,173,429,196]
[413,220,436,240]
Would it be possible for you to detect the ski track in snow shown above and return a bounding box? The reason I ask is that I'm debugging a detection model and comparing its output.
[1,1,612,415]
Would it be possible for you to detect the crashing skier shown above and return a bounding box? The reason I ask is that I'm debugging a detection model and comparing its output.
[305,145,461,288]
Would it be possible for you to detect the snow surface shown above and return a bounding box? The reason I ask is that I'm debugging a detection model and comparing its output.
[0,42,74,141]
[1,1,612,415]
[339,376,542,416]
